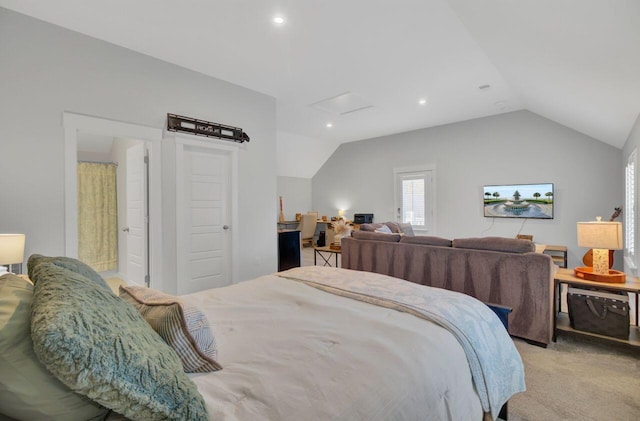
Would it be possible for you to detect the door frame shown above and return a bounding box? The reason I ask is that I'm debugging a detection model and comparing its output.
[393,164,437,234]
[63,112,163,287]
[173,134,239,287]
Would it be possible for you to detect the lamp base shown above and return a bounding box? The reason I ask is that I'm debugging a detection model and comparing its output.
[574,266,626,283]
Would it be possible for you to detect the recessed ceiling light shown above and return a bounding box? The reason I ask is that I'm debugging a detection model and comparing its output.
[326,122,333,128]
[272,15,286,25]
[418,98,427,105]
[494,101,507,110]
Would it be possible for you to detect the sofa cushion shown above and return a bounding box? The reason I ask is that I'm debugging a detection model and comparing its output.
[352,230,402,242]
[29,262,208,420]
[452,237,535,253]
[119,285,222,373]
[0,274,108,420]
[359,223,384,232]
[400,236,452,247]
[398,223,415,236]
[383,221,402,233]
[361,221,415,236]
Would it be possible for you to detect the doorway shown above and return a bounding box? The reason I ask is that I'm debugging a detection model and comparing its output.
[394,165,436,234]
[64,112,163,288]
[76,136,148,285]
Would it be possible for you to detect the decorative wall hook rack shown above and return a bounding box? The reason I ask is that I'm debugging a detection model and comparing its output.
[167,113,250,143]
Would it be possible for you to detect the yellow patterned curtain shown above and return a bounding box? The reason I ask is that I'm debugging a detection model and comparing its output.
[77,162,118,272]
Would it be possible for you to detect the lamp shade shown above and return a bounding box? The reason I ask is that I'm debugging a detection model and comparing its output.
[0,234,26,265]
[576,221,623,250]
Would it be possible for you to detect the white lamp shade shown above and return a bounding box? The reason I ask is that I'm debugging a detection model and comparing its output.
[0,234,26,265]
[576,221,623,250]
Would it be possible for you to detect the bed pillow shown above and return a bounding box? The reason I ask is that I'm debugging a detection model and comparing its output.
[119,285,222,373]
[27,254,111,292]
[29,263,207,420]
[351,230,402,242]
[400,235,452,247]
[0,274,108,420]
[452,237,535,253]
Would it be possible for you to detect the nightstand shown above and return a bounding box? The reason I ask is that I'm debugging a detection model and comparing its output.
[553,268,640,347]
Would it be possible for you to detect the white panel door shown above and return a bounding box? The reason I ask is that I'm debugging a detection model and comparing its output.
[179,146,230,294]
[125,142,147,285]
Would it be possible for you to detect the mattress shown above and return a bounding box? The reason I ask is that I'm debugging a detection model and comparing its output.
[183,271,489,420]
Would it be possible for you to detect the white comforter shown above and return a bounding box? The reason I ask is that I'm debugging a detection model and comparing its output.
[183,268,507,421]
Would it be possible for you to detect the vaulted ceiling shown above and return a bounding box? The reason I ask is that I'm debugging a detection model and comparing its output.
[2,0,639,176]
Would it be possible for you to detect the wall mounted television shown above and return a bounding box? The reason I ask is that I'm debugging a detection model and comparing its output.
[483,183,554,219]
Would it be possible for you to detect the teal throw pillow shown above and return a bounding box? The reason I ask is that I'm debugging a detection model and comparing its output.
[30,263,208,420]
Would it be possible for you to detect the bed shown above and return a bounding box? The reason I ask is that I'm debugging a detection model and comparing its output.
[0,257,525,421]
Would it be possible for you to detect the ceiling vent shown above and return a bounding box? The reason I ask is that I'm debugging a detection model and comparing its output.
[310,92,374,115]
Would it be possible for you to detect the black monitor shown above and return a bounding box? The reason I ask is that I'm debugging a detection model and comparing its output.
[353,213,374,224]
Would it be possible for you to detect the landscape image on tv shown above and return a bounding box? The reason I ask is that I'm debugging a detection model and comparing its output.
[483,183,554,219]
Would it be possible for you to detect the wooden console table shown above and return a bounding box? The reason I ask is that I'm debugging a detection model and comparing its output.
[553,268,640,347]
[277,220,300,229]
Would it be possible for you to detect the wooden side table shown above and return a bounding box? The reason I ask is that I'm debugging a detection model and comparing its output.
[543,245,567,268]
[553,268,640,347]
[313,246,341,267]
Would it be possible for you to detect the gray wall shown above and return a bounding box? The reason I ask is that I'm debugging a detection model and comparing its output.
[313,110,623,269]
[0,8,277,282]
[277,176,312,221]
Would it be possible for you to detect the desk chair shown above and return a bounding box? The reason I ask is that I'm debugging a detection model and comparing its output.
[298,214,317,247]
[307,211,319,221]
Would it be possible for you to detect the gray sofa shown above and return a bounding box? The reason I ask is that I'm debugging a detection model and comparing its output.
[341,228,556,346]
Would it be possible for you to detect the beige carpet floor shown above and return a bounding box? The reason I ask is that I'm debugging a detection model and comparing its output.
[508,335,639,420]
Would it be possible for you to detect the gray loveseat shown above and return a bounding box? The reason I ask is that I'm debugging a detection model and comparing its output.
[341,227,556,346]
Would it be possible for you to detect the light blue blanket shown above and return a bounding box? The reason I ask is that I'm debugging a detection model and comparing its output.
[278,266,526,420]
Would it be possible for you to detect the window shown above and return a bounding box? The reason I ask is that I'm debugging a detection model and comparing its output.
[625,149,636,269]
[401,176,425,226]
[394,166,434,232]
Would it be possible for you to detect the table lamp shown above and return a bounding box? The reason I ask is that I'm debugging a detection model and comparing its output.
[0,234,26,275]
[575,218,625,283]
